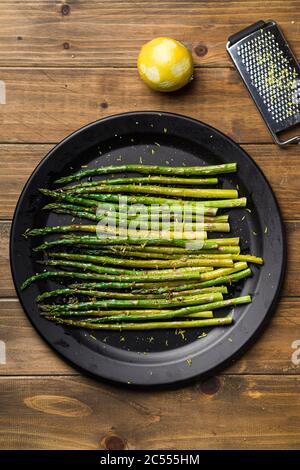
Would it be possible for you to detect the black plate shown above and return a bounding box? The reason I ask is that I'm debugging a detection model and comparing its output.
[10,112,285,386]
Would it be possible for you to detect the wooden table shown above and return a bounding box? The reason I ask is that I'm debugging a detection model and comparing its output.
[0,1,300,450]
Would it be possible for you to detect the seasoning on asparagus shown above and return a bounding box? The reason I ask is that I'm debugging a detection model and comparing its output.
[47,251,234,268]
[26,221,230,237]
[33,236,219,252]
[66,184,238,199]
[47,317,234,330]
[39,187,246,209]
[55,163,237,184]
[63,175,219,188]
[20,161,262,333]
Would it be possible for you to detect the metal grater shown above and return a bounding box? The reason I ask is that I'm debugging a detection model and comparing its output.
[227,20,300,146]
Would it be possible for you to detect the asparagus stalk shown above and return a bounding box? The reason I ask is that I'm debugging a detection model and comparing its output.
[175,254,263,264]
[201,198,246,208]
[78,248,230,260]
[88,248,174,260]
[48,252,234,268]
[197,247,241,254]
[205,215,229,223]
[43,309,214,318]
[43,206,100,222]
[43,202,228,224]
[55,163,237,184]
[41,292,224,313]
[91,200,218,216]
[42,186,245,211]
[69,281,227,293]
[42,258,213,274]
[27,221,229,238]
[40,189,98,208]
[46,316,234,330]
[36,286,228,302]
[34,236,219,252]
[37,288,147,302]
[67,184,238,199]
[43,203,95,214]
[22,271,205,291]
[194,267,252,288]
[42,260,215,283]
[170,286,228,295]
[69,279,228,291]
[231,254,263,264]
[63,175,219,188]
[131,268,252,293]
[99,249,236,259]
[103,218,225,234]
[40,189,219,216]
[106,238,240,252]
[187,312,215,319]
[22,267,252,291]
[41,259,133,275]
[195,261,247,281]
[205,238,240,246]
[40,187,211,207]
[97,244,241,257]
[77,192,247,209]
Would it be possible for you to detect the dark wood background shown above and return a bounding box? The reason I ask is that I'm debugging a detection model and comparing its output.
[0,1,300,450]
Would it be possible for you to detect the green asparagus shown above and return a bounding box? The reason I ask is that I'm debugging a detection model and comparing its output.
[55,163,237,184]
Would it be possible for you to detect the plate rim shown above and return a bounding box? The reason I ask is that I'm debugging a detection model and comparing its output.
[10,111,286,386]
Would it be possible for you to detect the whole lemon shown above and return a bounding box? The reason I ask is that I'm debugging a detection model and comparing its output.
[137,37,193,92]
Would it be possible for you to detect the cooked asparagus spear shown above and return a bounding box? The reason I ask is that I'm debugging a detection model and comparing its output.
[67,184,238,199]
[55,163,237,184]
[63,175,219,188]
[47,251,234,268]
[41,292,224,313]
[47,316,234,330]
[33,236,218,252]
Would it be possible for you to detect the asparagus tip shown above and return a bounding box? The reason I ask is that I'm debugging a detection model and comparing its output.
[20,278,32,290]
[22,228,31,239]
[33,244,46,252]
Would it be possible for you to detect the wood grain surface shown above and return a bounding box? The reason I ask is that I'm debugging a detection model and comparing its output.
[0,67,277,143]
[0,375,299,450]
[0,1,298,68]
[0,0,299,450]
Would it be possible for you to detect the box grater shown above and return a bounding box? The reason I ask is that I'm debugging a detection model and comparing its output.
[227,20,300,146]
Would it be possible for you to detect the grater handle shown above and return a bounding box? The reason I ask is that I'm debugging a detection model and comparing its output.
[228,20,266,46]
[274,134,300,146]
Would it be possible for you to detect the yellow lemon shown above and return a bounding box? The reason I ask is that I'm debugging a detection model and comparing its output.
[137,37,193,92]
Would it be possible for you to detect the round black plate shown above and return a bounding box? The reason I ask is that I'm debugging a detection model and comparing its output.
[10,112,285,386]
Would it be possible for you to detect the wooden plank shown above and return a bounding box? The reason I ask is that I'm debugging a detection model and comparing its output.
[1,218,298,297]
[0,1,298,67]
[0,298,299,376]
[0,222,13,297]
[0,300,72,376]
[0,67,276,143]
[0,374,299,449]
[1,144,299,220]
[0,144,52,219]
